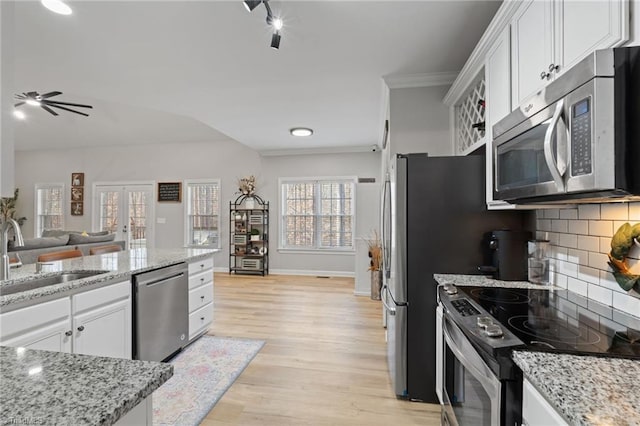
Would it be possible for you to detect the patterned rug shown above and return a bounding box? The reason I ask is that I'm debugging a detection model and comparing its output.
[153,335,265,426]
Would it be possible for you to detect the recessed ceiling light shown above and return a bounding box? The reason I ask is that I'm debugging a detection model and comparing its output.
[41,0,72,15]
[290,128,313,137]
[13,110,26,120]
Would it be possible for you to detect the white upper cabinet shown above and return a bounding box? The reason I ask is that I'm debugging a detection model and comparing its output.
[511,0,554,107]
[485,27,513,207]
[511,0,628,109]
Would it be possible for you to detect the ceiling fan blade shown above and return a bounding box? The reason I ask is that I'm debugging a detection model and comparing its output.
[41,105,59,116]
[45,100,93,109]
[48,104,89,117]
[14,102,25,107]
[40,91,62,99]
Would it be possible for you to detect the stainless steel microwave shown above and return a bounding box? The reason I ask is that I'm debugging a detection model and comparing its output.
[492,46,640,203]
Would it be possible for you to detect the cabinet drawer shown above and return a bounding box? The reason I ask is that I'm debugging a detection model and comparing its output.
[189,302,213,339]
[189,270,213,290]
[188,257,213,275]
[189,283,213,313]
[0,297,70,340]
[73,281,131,314]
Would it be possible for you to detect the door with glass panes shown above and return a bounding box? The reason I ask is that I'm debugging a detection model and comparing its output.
[93,184,154,249]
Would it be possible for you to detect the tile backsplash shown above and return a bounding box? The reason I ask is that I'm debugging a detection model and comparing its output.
[536,203,640,320]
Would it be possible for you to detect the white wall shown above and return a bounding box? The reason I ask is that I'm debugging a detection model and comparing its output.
[389,85,453,157]
[260,151,381,276]
[14,142,381,275]
[15,139,260,268]
[0,1,15,197]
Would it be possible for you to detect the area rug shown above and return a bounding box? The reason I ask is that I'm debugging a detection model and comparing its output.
[153,335,265,426]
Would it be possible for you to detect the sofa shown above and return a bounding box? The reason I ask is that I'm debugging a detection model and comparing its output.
[8,230,126,265]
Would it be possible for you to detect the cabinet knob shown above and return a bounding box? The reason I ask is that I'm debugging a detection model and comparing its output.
[201,295,205,300]
[65,331,72,337]
[548,63,560,73]
[77,326,85,332]
[200,264,204,269]
[200,277,205,283]
[200,317,205,321]
[540,71,550,80]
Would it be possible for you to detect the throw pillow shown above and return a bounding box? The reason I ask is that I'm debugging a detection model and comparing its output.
[68,233,116,245]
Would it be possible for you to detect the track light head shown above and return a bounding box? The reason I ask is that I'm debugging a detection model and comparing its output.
[271,32,281,50]
[243,1,262,12]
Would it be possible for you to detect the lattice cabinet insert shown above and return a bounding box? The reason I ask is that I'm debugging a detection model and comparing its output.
[229,195,269,276]
[454,75,486,155]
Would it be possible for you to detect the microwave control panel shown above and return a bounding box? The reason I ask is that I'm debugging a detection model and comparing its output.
[570,97,592,176]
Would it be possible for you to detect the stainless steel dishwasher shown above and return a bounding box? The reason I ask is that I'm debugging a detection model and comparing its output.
[133,263,188,362]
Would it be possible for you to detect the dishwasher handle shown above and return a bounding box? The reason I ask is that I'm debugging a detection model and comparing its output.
[139,272,185,287]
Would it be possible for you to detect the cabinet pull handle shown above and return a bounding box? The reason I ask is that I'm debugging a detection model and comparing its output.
[201,295,205,300]
[77,326,85,332]
[548,63,560,73]
[200,264,204,268]
[65,331,72,337]
[200,317,205,321]
[540,71,549,80]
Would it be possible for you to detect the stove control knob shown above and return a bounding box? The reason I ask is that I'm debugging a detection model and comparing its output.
[485,325,504,338]
[443,284,458,295]
[477,316,493,328]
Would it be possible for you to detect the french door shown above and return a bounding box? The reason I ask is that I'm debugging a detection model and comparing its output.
[93,183,154,249]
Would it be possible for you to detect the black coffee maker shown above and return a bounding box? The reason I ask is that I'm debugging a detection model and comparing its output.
[479,230,531,281]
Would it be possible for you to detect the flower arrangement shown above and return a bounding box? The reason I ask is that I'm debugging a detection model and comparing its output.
[367,230,382,271]
[608,222,640,291]
[238,175,256,196]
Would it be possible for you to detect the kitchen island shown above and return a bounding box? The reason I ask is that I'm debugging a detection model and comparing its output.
[0,345,173,426]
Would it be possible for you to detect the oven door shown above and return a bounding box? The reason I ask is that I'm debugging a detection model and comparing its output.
[442,313,502,426]
[493,98,568,201]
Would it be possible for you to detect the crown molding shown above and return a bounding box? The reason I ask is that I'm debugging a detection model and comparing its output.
[259,145,380,157]
[383,71,459,89]
[443,0,523,106]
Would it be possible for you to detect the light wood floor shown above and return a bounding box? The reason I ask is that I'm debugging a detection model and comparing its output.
[200,273,441,425]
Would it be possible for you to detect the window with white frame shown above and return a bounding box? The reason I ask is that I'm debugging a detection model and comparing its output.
[280,178,355,250]
[185,180,220,247]
[35,183,64,237]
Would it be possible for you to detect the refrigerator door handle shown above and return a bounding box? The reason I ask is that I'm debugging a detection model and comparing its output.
[381,285,396,316]
[382,177,392,279]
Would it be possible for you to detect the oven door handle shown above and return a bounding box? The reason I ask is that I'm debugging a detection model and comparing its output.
[442,315,502,425]
[543,99,566,192]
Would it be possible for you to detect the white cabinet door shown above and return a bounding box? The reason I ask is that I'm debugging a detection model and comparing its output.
[72,280,132,359]
[0,298,72,353]
[522,379,569,426]
[555,0,628,76]
[511,0,554,107]
[73,299,131,358]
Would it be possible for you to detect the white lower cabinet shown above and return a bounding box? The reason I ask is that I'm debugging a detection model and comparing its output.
[522,378,568,426]
[0,280,132,359]
[188,256,214,342]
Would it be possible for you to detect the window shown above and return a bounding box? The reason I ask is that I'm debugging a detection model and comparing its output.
[185,180,220,248]
[35,183,64,237]
[280,178,355,250]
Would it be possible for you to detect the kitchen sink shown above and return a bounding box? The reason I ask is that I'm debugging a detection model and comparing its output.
[0,271,109,296]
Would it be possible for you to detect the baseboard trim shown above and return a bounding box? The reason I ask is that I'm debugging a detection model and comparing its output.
[354,290,372,297]
[213,266,354,278]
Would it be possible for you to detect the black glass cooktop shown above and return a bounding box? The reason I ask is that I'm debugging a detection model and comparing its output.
[458,286,640,359]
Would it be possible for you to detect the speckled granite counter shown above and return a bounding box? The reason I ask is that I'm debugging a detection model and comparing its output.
[0,346,173,426]
[434,273,560,290]
[513,350,640,426]
[0,248,217,309]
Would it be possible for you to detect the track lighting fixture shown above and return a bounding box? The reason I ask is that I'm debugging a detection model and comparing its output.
[243,0,283,50]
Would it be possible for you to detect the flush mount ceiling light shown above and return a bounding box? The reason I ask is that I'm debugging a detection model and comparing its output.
[41,0,72,15]
[290,128,313,137]
[14,91,93,117]
[243,0,284,50]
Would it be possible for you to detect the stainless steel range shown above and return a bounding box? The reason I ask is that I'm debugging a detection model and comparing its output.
[437,283,640,426]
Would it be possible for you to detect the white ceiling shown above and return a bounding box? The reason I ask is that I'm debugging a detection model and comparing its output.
[12,0,501,152]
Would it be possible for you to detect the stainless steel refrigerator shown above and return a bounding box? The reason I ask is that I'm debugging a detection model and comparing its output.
[381,153,526,403]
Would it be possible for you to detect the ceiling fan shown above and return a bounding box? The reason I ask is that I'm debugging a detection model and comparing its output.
[14,91,93,117]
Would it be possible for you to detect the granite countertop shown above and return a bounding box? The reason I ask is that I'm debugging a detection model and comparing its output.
[0,248,218,308]
[513,350,640,426]
[0,346,172,426]
[434,273,560,290]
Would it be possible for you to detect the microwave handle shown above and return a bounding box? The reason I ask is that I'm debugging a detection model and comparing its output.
[543,99,566,192]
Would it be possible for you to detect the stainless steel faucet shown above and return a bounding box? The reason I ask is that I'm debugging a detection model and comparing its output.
[1,219,25,281]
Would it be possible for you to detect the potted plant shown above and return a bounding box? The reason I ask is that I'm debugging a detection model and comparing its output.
[250,228,260,241]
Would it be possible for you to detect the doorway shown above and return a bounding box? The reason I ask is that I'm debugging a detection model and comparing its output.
[92,183,155,249]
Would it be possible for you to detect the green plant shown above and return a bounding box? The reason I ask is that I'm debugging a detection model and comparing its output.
[250,228,260,235]
[0,188,27,225]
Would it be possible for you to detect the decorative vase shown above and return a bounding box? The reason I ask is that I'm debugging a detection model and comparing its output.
[245,197,255,209]
[371,270,382,300]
